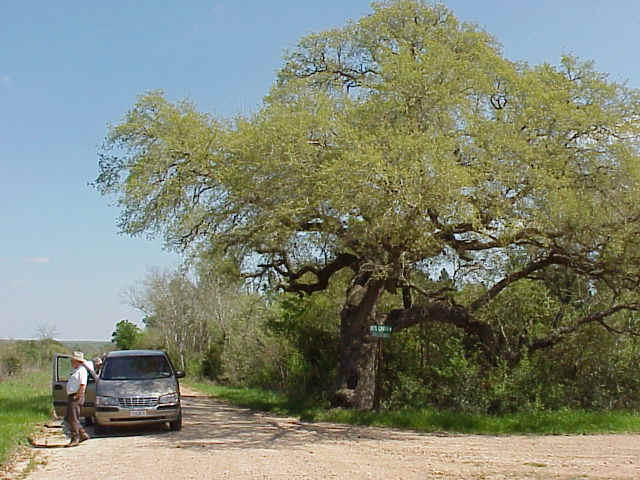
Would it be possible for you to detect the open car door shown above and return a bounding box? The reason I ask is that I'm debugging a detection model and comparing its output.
[52,354,97,419]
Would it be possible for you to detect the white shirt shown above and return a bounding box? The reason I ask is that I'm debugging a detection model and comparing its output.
[83,360,98,379]
[66,365,88,395]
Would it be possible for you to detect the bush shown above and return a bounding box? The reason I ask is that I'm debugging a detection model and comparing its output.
[200,343,224,381]
[265,293,339,402]
[374,314,640,414]
[1,355,22,377]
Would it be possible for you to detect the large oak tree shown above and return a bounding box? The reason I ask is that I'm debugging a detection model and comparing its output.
[96,0,640,409]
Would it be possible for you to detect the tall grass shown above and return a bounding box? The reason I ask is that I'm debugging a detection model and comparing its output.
[0,370,51,465]
[185,379,640,435]
[314,407,640,434]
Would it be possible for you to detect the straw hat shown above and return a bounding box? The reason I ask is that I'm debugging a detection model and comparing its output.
[71,351,85,362]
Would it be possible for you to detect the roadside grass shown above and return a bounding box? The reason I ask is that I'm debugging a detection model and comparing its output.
[313,407,640,435]
[185,379,640,435]
[0,370,51,465]
[186,380,295,414]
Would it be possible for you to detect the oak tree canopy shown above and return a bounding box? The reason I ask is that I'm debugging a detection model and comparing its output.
[96,0,640,408]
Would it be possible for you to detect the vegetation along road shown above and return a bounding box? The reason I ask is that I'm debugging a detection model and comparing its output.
[10,386,639,480]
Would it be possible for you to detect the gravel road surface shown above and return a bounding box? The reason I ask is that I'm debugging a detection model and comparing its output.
[8,387,640,479]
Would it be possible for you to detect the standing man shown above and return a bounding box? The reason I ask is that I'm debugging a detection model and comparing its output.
[65,351,90,447]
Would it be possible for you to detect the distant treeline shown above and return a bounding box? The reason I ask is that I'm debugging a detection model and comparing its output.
[60,340,114,354]
[0,339,111,379]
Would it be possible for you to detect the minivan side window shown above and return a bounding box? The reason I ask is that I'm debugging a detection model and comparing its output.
[56,356,72,382]
[102,355,172,380]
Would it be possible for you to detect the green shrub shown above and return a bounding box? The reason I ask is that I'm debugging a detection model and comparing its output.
[200,343,224,381]
[1,355,22,377]
[265,293,339,401]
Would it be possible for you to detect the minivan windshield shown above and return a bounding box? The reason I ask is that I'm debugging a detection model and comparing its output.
[101,355,173,380]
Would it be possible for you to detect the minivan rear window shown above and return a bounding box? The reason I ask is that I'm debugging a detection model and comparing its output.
[102,355,173,380]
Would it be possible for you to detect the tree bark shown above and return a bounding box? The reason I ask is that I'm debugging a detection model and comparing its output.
[333,272,385,410]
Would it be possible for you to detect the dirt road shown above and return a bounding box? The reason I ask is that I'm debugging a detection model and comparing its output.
[12,387,640,479]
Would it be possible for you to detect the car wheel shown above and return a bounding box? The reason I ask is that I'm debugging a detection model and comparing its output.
[94,423,109,435]
[169,410,182,431]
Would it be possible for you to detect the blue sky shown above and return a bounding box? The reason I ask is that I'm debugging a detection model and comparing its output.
[1,1,639,341]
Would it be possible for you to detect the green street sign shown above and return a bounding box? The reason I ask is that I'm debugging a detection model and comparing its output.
[370,325,392,338]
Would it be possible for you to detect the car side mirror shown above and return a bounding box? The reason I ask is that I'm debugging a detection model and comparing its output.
[174,370,185,379]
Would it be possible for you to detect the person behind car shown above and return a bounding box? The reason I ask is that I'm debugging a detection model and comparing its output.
[65,351,90,447]
[92,356,103,375]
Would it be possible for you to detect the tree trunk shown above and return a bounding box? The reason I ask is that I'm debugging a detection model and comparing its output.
[333,273,385,410]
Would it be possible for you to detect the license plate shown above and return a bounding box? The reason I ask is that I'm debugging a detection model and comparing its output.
[130,410,147,417]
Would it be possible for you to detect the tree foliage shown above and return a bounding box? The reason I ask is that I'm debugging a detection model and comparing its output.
[126,264,272,377]
[111,320,141,350]
[96,0,640,408]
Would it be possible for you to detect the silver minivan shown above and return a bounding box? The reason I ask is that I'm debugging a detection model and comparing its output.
[52,349,184,433]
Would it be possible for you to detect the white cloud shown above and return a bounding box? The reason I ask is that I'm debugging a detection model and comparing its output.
[0,74,11,88]
[23,257,50,264]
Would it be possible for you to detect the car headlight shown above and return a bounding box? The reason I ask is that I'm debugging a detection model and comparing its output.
[159,392,179,404]
[96,395,119,407]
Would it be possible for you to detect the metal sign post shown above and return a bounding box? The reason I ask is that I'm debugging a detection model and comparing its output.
[370,325,392,409]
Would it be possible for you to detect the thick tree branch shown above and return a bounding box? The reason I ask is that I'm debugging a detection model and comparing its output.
[469,255,563,312]
[383,301,496,352]
[246,252,359,294]
[529,304,640,351]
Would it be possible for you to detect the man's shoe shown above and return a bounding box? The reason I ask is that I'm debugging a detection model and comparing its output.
[66,437,80,448]
[79,433,90,443]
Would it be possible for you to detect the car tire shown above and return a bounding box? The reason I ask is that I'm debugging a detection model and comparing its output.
[94,423,109,435]
[169,410,182,431]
